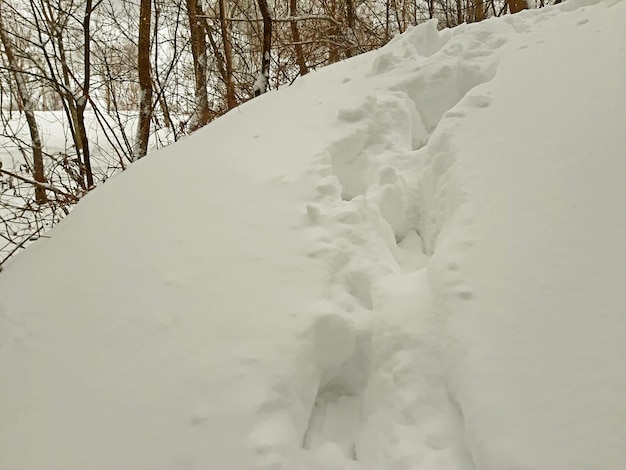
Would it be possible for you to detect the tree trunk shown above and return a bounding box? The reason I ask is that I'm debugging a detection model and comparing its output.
[0,7,47,204]
[289,0,308,76]
[475,0,485,21]
[76,0,94,188]
[202,18,231,111]
[153,78,175,131]
[28,0,87,189]
[218,0,237,109]
[254,0,272,96]
[508,0,528,13]
[135,0,153,159]
[385,0,390,42]
[345,0,357,57]
[327,0,339,63]
[186,0,211,131]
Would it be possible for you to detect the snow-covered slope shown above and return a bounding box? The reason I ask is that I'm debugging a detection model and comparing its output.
[1,1,625,468]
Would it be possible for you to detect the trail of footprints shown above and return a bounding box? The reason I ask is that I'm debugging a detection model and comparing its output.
[251,18,516,470]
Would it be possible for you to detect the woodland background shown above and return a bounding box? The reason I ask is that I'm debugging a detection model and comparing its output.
[0,0,557,266]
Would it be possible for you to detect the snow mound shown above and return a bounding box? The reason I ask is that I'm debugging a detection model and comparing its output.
[1,1,625,469]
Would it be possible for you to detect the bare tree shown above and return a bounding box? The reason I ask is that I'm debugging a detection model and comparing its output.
[0,3,47,204]
[135,0,153,159]
[507,0,528,13]
[186,0,211,131]
[344,0,357,57]
[475,0,485,21]
[289,0,308,76]
[254,0,273,96]
[75,0,97,188]
[218,0,237,108]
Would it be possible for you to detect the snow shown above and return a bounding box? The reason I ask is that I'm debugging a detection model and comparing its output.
[253,71,269,96]
[1,0,626,469]
[429,4,626,467]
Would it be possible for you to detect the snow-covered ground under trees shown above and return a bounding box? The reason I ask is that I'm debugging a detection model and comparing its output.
[1,1,626,468]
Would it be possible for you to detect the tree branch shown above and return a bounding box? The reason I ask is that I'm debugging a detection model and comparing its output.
[0,168,79,201]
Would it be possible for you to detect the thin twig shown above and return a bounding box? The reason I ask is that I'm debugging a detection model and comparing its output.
[1,168,80,201]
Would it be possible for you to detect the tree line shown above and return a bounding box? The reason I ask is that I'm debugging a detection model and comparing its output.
[0,0,558,267]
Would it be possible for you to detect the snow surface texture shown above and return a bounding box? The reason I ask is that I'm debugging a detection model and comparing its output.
[1,1,626,468]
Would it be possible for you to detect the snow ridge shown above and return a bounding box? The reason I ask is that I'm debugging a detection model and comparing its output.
[2,1,625,469]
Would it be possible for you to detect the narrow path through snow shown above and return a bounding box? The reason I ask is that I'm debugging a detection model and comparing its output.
[247,15,521,470]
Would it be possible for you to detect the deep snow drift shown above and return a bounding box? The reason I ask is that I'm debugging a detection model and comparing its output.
[1,1,625,468]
